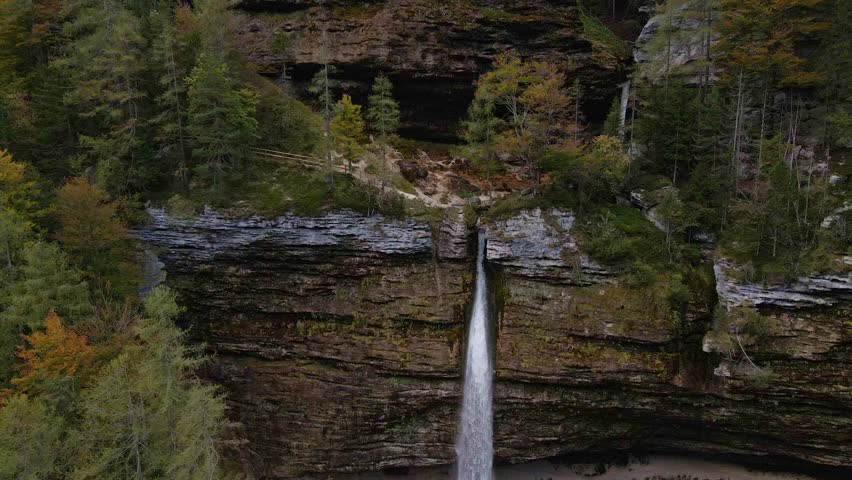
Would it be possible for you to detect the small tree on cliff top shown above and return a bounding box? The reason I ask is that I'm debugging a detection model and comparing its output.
[468,54,579,189]
[366,74,400,140]
[331,94,366,171]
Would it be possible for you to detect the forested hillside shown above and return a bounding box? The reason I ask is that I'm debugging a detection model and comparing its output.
[0,0,849,478]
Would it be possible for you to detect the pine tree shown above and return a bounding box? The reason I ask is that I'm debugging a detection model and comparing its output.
[271,30,292,88]
[366,74,400,140]
[331,94,366,170]
[309,62,338,188]
[60,0,149,194]
[0,242,89,384]
[0,394,65,479]
[71,352,153,480]
[70,286,226,479]
[815,0,852,146]
[150,9,192,183]
[186,53,259,187]
[1,242,90,332]
[463,97,502,193]
[0,211,30,274]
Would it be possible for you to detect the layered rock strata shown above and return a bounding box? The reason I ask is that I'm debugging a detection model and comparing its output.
[233,0,632,139]
[137,207,852,477]
[137,208,473,478]
[488,209,851,468]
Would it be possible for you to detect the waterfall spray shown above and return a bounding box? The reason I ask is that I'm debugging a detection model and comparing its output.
[455,235,493,480]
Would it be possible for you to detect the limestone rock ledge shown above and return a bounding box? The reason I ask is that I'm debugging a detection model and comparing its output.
[136,208,473,478]
[715,258,852,310]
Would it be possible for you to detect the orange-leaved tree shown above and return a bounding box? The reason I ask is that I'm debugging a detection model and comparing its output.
[12,309,97,393]
[55,177,140,297]
[717,0,827,87]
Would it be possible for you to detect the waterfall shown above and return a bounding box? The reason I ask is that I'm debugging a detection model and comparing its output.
[619,79,631,139]
[455,235,493,480]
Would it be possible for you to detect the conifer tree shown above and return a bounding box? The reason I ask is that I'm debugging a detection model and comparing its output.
[0,394,65,479]
[60,0,148,194]
[366,74,400,140]
[71,286,226,479]
[331,94,366,171]
[815,0,852,146]
[150,9,192,182]
[463,97,501,193]
[1,242,90,332]
[71,352,153,480]
[309,61,338,188]
[186,53,259,186]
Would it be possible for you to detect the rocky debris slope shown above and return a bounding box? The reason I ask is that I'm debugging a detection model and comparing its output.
[137,208,474,478]
[233,0,630,139]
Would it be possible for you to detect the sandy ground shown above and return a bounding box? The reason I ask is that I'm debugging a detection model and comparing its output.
[335,454,825,480]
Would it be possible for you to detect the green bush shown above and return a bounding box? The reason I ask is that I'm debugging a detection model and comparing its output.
[581,206,667,270]
[165,194,197,219]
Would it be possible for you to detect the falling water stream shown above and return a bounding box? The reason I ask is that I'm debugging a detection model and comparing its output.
[455,235,493,480]
[618,79,631,139]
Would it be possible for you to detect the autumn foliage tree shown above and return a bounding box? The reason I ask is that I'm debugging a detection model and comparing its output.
[331,94,366,170]
[467,54,580,188]
[717,0,826,87]
[0,241,90,385]
[55,177,139,296]
[13,310,97,394]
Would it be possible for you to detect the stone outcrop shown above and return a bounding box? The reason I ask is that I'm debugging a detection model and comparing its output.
[633,0,719,84]
[486,208,611,283]
[715,258,852,310]
[137,207,852,477]
[233,0,632,139]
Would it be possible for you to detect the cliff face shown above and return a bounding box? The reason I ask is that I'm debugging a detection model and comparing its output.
[137,207,851,477]
[137,208,473,478]
[233,0,633,139]
[487,209,851,468]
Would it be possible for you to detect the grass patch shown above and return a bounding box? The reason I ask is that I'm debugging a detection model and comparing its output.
[391,173,417,195]
[159,161,414,219]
